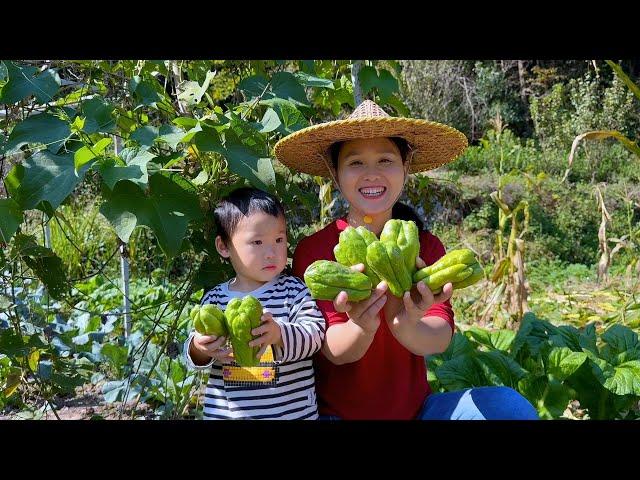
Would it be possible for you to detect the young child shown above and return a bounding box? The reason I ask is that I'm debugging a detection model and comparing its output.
[184,187,325,419]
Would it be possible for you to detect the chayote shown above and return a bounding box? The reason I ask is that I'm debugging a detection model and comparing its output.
[225,295,263,367]
[190,304,228,337]
[333,226,380,285]
[366,240,412,298]
[304,260,372,302]
[380,219,420,275]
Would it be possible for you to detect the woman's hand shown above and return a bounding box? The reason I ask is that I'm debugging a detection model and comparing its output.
[249,311,283,360]
[384,256,453,329]
[333,263,388,333]
[190,332,234,364]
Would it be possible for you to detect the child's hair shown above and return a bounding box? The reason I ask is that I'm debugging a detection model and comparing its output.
[214,187,285,244]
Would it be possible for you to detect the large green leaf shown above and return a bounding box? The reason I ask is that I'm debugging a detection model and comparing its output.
[549,325,584,352]
[74,137,112,172]
[475,350,527,388]
[206,131,275,191]
[239,72,308,106]
[602,360,640,396]
[538,378,574,419]
[358,65,379,96]
[13,234,68,299]
[435,355,486,391]
[4,113,71,155]
[440,332,475,361]
[4,150,92,211]
[0,199,23,243]
[263,99,310,135]
[602,324,639,355]
[99,147,155,189]
[254,108,281,133]
[547,347,588,382]
[465,327,515,352]
[157,124,185,150]
[511,312,551,358]
[0,61,60,104]
[80,97,116,134]
[293,71,335,89]
[130,125,160,148]
[100,174,203,258]
[129,76,164,109]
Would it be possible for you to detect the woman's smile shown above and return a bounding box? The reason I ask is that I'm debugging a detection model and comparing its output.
[359,185,387,199]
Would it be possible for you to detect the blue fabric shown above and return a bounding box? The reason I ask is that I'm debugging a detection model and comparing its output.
[317,387,539,420]
[419,386,539,420]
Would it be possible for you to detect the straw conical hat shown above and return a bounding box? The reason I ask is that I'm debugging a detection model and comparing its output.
[274,100,468,177]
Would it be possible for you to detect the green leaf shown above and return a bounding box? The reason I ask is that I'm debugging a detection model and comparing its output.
[435,355,486,390]
[256,108,281,133]
[0,199,23,243]
[440,332,475,361]
[99,147,155,189]
[4,150,91,211]
[549,325,583,352]
[191,125,221,152]
[602,360,640,396]
[547,347,588,382]
[376,69,399,100]
[538,378,573,419]
[358,65,378,96]
[293,71,335,89]
[0,61,60,104]
[129,76,164,108]
[158,124,185,150]
[101,343,129,373]
[130,125,160,148]
[80,97,116,134]
[602,324,639,354]
[100,174,203,258]
[475,350,527,388]
[177,70,216,107]
[606,60,640,102]
[239,72,308,106]
[5,113,71,155]
[203,131,275,191]
[74,137,112,172]
[579,323,598,354]
[465,327,515,352]
[13,234,68,299]
[511,312,552,358]
[28,349,40,372]
[266,99,309,135]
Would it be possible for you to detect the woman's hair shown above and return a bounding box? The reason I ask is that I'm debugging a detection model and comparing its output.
[392,202,425,231]
[213,187,285,244]
[329,136,411,171]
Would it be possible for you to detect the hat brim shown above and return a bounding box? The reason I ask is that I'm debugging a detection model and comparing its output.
[274,116,468,177]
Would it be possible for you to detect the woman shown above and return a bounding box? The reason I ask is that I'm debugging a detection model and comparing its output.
[275,100,538,420]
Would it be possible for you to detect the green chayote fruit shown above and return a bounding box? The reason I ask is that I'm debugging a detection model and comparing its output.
[190,304,228,336]
[380,219,420,275]
[366,240,412,297]
[333,226,380,285]
[414,248,477,281]
[304,260,372,302]
[225,295,263,367]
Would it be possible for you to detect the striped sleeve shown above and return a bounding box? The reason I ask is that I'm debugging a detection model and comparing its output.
[275,279,326,363]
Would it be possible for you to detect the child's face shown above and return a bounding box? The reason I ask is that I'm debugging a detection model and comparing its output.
[216,211,288,285]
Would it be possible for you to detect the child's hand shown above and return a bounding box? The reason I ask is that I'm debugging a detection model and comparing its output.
[191,333,234,364]
[249,311,283,360]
